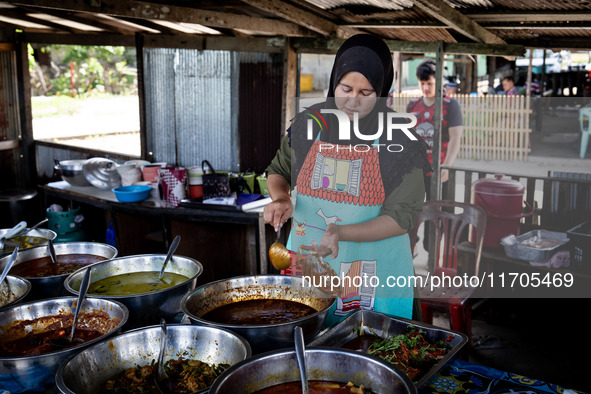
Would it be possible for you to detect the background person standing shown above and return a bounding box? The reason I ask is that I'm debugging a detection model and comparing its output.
[406,59,463,199]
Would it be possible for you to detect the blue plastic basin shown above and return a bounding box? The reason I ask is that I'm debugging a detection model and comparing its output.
[112,185,151,203]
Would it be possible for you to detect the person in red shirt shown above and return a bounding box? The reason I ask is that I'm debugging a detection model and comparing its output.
[406,60,463,200]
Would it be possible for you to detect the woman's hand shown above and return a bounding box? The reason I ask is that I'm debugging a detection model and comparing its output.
[263,195,292,231]
[318,223,341,259]
[263,174,293,231]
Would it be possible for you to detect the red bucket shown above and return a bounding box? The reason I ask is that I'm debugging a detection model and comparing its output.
[471,174,533,248]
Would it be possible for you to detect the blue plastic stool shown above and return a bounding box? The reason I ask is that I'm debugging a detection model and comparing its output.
[578,106,591,158]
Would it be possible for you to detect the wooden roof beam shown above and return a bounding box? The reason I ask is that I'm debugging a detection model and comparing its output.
[292,37,525,58]
[12,0,312,37]
[239,0,358,38]
[467,11,591,23]
[412,0,506,45]
[1,8,78,32]
[17,6,137,34]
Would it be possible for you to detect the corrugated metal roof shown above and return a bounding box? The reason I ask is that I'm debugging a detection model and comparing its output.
[4,0,591,50]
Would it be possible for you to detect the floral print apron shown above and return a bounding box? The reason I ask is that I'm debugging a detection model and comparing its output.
[288,134,414,327]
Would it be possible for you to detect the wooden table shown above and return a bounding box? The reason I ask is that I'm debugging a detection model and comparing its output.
[41,181,277,283]
[458,241,591,298]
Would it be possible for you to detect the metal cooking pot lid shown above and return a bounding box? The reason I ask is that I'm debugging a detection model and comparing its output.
[83,158,121,190]
[472,174,524,194]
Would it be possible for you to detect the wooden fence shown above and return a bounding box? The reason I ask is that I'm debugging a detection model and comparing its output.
[390,94,532,161]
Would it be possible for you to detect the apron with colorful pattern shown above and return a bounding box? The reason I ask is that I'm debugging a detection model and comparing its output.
[288,134,414,327]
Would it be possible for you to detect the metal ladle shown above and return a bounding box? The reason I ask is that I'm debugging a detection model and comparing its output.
[159,235,180,280]
[47,239,57,265]
[294,326,309,394]
[154,318,169,393]
[268,227,291,270]
[52,267,91,347]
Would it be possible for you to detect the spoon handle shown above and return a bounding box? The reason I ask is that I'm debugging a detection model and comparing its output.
[158,318,168,377]
[0,247,19,285]
[69,268,91,341]
[295,326,308,394]
[48,239,57,264]
[159,235,181,279]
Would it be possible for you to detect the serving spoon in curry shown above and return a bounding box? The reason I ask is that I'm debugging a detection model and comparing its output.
[52,267,91,348]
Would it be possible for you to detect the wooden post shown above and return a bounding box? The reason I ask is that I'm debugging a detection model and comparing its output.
[431,41,444,202]
[135,33,148,160]
[15,38,34,187]
[465,55,474,94]
[472,55,479,93]
[526,48,533,98]
[487,56,496,92]
[428,41,445,272]
[281,38,298,133]
[392,51,402,94]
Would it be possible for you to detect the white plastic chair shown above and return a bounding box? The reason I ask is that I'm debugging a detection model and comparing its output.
[578,106,591,158]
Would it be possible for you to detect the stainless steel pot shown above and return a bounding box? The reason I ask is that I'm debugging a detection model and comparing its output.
[0,228,57,257]
[0,296,128,393]
[208,347,417,394]
[56,323,251,394]
[54,159,91,186]
[0,275,31,311]
[181,275,336,353]
[64,254,203,329]
[0,242,117,300]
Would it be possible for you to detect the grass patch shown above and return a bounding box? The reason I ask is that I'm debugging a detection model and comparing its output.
[32,95,84,118]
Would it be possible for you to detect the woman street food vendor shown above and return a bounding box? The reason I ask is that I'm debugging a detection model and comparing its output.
[264,34,430,326]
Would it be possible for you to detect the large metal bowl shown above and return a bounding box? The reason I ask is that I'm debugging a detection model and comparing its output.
[0,296,128,393]
[209,346,417,394]
[181,275,336,353]
[55,159,91,186]
[0,242,118,300]
[65,254,203,329]
[56,323,251,394]
[0,275,31,311]
[0,228,57,257]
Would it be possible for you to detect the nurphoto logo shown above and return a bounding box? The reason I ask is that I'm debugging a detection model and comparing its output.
[306,109,418,153]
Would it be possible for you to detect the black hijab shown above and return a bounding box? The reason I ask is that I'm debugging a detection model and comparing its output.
[288,34,430,194]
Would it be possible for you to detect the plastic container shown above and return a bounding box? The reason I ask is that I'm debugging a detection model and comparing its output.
[141,162,166,182]
[257,176,268,195]
[566,221,591,271]
[189,185,203,199]
[112,185,151,203]
[471,174,533,248]
[46,206,81,235]
[500,230,569,261]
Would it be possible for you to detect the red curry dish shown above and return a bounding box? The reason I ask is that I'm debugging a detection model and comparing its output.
[0,310,119,357]
[9,254,106,278]
[200,299,317,325]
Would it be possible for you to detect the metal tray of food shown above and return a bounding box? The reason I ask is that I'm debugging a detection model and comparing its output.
[308,309,468,387]
[500,230,569,262]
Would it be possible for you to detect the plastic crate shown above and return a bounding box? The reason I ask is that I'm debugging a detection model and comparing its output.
[566,221,591,272]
